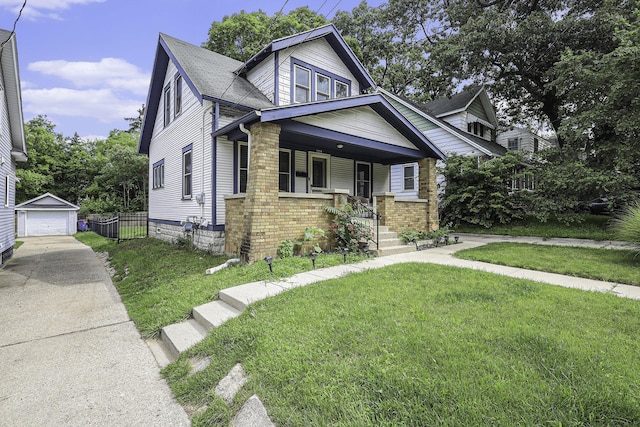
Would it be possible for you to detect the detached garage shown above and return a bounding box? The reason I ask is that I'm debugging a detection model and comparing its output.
[16,193,79,237]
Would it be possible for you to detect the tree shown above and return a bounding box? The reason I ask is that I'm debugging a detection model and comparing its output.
[333,1,454,102]
[203,7,327,62]
[125,105,145,134]
[428,0,637,148]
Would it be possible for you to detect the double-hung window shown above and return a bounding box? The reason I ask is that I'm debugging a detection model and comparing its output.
[508,137,519,151]
[182,145,192,199]
[238,143,248,193]
[163,84,171,126]
[152,159,164,189]
[335,81,349,98]
[279,150,291,192]
[174,75,182,117]
[294,65,311,103]
[403,165,415,191]
[316,73,330,101]
[4,175,9,207]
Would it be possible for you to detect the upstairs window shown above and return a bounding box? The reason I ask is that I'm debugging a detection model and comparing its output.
[316,73,330,101]
[182,145,192,199]
[533,138,539,153]
[403,165,415,191]
[174,75,183,117]
[294,65,310,103]
[163,84,171,126]
[467,121,485,137]
[508,137,519,151]
[291,58,351,103]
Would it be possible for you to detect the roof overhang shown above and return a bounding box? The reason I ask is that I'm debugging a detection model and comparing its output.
[0,31,27,161]
[15,192,80,210]
[213,94,446,164]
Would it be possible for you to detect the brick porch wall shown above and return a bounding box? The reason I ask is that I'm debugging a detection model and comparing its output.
[374,193,430,232]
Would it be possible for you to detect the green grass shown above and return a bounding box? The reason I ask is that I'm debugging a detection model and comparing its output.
[455,242,640,286]
[164,263,640,426]
[75,232,367,337]
[14,241,23,250]
[454,214,613,240]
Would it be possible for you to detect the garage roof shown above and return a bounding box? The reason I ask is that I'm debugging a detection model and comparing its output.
[16,193,79,211]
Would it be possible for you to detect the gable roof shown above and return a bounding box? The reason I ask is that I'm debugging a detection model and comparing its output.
[139,33,274,154]
[213,94,446,163]
[378,88,506,157]
[0,29,26,162]
[16,193,79,210]
[422,86,498,128]
[237,24,376,92]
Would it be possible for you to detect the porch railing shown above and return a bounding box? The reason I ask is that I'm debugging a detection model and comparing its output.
[347,195,381,250]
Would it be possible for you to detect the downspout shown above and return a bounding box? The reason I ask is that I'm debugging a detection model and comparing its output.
[238,111,261,182]
[202,101,215,223]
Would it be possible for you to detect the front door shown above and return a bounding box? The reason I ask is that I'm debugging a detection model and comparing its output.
[309,153,330,191]
[356,162,371,200]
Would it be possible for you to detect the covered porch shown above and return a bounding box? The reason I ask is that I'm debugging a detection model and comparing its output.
[215,95,445,263]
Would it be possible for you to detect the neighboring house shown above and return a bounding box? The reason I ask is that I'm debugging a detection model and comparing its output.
[383,86,506,198]
[138,24,445,263]
[15,193,79,237]
[496,126,555,155]
[0,29,27,266]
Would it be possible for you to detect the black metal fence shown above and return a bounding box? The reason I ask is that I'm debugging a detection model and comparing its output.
[86,212,148,242]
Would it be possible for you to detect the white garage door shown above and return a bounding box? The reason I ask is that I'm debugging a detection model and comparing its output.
[27,210,69,236]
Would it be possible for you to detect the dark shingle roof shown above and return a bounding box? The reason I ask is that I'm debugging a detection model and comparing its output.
[422,86,482,116]
[160,33,274,109]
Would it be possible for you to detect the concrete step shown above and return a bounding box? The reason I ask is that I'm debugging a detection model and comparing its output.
[376,237,405,248]
[193,300,242,331]
[146,338,175,368]
[376,231,397,240]
[160,318,208,359]
[372,244,416,257]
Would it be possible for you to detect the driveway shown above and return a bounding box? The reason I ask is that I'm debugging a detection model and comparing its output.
[0,236,189,426]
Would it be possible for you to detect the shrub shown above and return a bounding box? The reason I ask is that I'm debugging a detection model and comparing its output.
[324,204,374,251]
[277,240,294,258]
[614,202,640,255]
[295,227,325,255]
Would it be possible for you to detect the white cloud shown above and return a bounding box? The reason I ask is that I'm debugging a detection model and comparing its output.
[28,58,151,95]
[23,87,141,123]
[0,0,105,20]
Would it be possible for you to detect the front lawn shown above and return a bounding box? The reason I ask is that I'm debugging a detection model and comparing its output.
[75,232,367,337]
[455,242,640,286]
[454,214,613,240]
[165,263,640,426]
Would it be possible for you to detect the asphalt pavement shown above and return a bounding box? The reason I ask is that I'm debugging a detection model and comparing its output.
[0,236,190,427]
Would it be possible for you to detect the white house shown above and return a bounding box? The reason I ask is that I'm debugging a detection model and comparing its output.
[496,126,555,154]
[0,29,27,266]
[383,86,506,198]
[138,24,446,263]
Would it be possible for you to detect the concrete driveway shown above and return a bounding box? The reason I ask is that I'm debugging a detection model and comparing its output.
[0,236,189,426]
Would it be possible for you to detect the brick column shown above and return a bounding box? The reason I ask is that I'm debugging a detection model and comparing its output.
[417,158,439,229]
[373,192,395,227]
[240,122,281,263]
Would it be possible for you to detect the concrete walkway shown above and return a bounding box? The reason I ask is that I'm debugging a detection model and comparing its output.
[0,236,189,427]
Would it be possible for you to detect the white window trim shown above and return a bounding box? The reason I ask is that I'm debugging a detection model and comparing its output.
[335,80,349,98]
[403,165,415,191]
[355,161,371,199]
[174,75,183,117]
[316,73,330,101]
[308,152,331,191]
[4,175,9,207]
[164,85,171,127]
[238,142,248,193]
[294,64,311,103]
[182,148,192,199]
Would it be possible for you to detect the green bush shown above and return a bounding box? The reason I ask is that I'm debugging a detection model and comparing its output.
[277,240,294,258]
[324,204,373,251]
[614,202,640,255]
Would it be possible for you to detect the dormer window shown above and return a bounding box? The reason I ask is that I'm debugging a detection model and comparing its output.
[467,121,486,138]
[316,73,330,100]
[291,58,351,103]
[294,65,311,103]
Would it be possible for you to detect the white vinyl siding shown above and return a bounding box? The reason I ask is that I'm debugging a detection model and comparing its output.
[390,163,418,199]
[216,138,234,226]
[331,157,353,194]
[295,106,418,150]
[372,163,389,194]
[440,112,467,132]
[496,128,554,154]
[294,150,307,193]
[246,52,276,103]
[277,38,360,106]
[148,60,214,225]
[467,98,489,122]
[0,86,14,252]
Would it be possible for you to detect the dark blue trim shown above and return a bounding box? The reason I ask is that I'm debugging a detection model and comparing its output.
[212,111,260,138]
[274,51,279,106]
[202,95,255,111]
[290,149,295,192]
[174,74,183,118]
[237,24,375,91]
[163,83,171,127]
[152,158,164,168]
[305,151,309,193]
[150,218,225,231]
[212,102,219,226]
[233,140,238,194]
[290,57,351,103]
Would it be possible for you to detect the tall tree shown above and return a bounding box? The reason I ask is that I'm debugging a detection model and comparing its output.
[203,7,327,62]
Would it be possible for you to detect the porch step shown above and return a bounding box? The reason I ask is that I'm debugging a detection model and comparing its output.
[371,244,416,257]
[193,300,242,331]
[160,319,208,360]
[376,237,406,248]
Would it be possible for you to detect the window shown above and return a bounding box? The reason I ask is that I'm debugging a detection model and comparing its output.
[309,153,330,190]
[163,84,171,126]
[152,159,165,189]
[291,58,351,103]
[508,137,519,151]
[316,73,330,101]
[4,175,9,207]
[533,138,539,153]
[294,65,310,103]
[356,162,371,199]
[467,122,485,137]
[279,150,291,192]
[335,81,348,98]
[182,145,192,199]
[403,165,415,191]
[174,75,183,117]
[238,143,248,193]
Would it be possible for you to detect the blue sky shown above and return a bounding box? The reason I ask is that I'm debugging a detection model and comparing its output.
[1,0,383,140]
